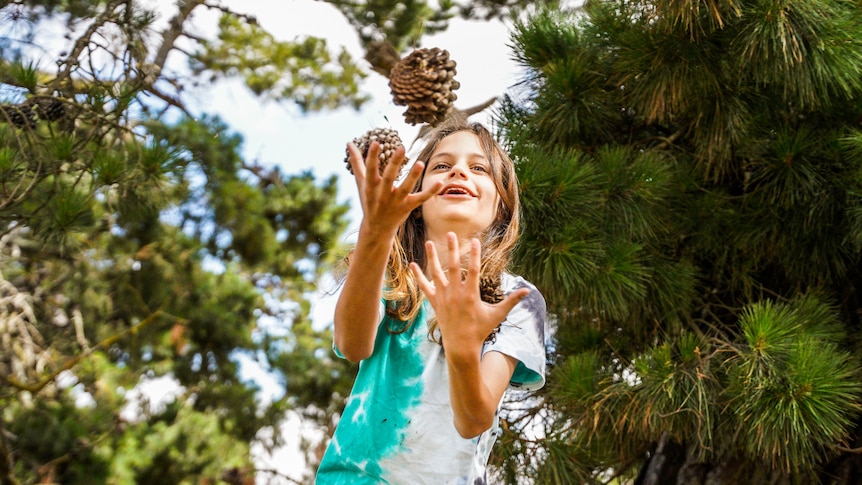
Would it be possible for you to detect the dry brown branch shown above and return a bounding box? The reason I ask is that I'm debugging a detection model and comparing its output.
[152,0,207,72]
[51,0,126,94]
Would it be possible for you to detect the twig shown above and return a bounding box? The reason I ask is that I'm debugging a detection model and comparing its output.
[1,310,183,395]
[51,0,126,94]
[255,468,303,485]
[152,0,207,72]
[832,444,862,454]
[203,2,259,25]
[0,421,22,485]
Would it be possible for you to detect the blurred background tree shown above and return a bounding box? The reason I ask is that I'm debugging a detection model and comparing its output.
[491,0,862,483]
[0,0,542,483]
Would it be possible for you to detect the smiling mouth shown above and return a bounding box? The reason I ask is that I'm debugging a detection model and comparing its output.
[440,186,476,197]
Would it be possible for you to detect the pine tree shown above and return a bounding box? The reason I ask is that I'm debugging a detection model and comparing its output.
[493,0,862,483]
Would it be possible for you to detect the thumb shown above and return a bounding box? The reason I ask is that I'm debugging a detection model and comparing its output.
[494,288,530,317]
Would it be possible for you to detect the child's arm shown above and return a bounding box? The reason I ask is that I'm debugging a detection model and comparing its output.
[410,234,530,438]
[334,142,442,362]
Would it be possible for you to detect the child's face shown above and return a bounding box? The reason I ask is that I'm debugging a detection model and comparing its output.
[420,130,500,237]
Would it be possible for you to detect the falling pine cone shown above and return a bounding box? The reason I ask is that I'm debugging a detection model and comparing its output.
[389,47,460,126]
[344,127,407,176]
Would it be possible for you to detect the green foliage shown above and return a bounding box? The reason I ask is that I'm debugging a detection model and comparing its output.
[496,0,862,481]
[327,0,453,52]
[726,298,861,474]
[6,397,112,483]
[109,405,252,484]
[192,15,370,111]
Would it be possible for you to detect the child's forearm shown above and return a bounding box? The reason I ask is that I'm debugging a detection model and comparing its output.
[333,223,396,361]
[445,349,516,438]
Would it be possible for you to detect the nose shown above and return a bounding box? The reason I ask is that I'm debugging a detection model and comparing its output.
[449,163,468,179]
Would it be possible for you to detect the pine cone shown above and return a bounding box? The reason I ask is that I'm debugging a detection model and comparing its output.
[480,275,505,305]
[345,127,407,176]
[480,275,505,345]
[389,47,460,126]
[0,96,66,128]
[29,96,66,121]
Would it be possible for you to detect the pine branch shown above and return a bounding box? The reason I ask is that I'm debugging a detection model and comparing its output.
[203,2,259,25]
[832,444,862,454]
[254,468,303,485]
[364,40,402,77]
[34,424,117,484]
[145,85,193,118]
[152,0,206,73]
[0,310,182,395]
[51,0,126,94]
[0,422,21,485]
[411,97,500,146]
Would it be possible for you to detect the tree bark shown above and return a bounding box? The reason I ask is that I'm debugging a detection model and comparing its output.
[630,434,862,485]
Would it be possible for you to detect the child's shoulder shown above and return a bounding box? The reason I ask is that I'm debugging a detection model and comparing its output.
[501,272,541,294]
[501,273,546,311]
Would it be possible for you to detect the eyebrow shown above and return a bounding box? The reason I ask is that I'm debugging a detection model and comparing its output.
[429,151,488,161]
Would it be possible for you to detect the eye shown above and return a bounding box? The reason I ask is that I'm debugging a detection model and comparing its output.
[432,162,450,171]
[471,164,489,173]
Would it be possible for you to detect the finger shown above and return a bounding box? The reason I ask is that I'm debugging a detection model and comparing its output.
[346,142,367,181]
[381,145,406,181]
[465,238,481,289]
[446,233,461,282]
[409,262,435,297]
[425,240,449,286]
[366,141,382,180]
[403,178,444,214]
[395,160,425,197]
[397,158,425,188]
[495,287,530,317]
[407,177,444,205]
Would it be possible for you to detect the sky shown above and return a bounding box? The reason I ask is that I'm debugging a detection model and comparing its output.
[173,1,527,481]
[184,1,523,231]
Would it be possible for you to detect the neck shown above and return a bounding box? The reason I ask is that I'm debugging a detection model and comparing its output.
[423,226,481,274]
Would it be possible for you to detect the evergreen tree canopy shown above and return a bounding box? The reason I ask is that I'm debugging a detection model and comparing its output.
[493,0,862,483]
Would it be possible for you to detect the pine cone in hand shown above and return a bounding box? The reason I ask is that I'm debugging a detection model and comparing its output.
[345,127,407,176]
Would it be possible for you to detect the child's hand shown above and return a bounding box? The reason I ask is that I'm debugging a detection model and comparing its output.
[409,233,529,357]
[346,141,443,236]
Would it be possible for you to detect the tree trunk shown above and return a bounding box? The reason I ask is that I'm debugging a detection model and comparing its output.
[627,434,862,485]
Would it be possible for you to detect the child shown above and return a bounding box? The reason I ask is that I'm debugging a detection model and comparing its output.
[316,119,547,484]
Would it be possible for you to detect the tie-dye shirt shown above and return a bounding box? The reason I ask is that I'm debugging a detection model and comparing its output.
[316,273,547,485]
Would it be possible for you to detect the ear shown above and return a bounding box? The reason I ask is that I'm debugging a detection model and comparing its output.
[412,207,423,219]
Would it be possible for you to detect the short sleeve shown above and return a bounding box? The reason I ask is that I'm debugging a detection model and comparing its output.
[482,274,548,391]
[332,298,386,359]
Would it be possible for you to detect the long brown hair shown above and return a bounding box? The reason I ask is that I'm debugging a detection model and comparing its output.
[382,118,522,337]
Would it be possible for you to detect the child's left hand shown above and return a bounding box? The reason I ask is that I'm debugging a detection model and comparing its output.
[409,233,529,358]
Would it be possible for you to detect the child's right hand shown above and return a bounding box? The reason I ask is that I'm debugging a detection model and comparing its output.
[346,141,443,236]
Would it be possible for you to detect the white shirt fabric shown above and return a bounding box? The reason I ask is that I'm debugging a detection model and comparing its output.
[316,273,547,484]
